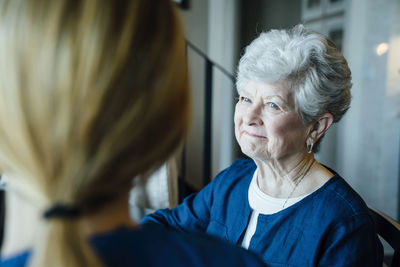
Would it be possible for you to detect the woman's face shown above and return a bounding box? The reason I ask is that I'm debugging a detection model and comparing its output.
[234,81,310,162]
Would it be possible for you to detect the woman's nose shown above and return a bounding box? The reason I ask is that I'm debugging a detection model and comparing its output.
[243,103,263,126]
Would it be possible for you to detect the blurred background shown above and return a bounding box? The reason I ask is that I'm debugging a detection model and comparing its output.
[175,0,400,222]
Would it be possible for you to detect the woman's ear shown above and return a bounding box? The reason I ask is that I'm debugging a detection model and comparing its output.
[309,113,334,141]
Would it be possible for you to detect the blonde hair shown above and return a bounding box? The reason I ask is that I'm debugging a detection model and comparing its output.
[0,0,190,266]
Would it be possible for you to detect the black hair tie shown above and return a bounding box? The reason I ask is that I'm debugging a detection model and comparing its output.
[44,203,81,220]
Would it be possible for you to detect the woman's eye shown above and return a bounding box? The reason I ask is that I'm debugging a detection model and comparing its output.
[268,102,280,110]
[239,96,252,103]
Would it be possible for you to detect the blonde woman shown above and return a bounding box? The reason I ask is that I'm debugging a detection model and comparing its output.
[0,0,266,266]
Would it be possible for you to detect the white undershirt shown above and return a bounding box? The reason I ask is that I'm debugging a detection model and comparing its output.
[241,168,310,249]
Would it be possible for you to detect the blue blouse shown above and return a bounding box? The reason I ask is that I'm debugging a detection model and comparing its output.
[142,158,383,266]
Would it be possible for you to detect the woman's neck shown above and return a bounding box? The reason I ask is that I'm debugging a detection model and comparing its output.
[254,152,331,198]
[80,193,137,236]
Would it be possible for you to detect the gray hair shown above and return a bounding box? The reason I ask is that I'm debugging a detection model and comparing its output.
[236,24,352,125]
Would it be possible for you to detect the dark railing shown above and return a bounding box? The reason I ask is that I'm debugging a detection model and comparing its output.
[179,41,235,200]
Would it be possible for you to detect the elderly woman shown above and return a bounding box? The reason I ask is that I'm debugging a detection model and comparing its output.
[142,25,383,266]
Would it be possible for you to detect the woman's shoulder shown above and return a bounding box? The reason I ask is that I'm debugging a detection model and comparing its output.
[210,158,256,190]
[282,172,377,245]
[89,224,265,267]
[217,158,255,173]
[231,157,255,168]
[307,171,371,222]
[0,225,265,267]
[215,158,255,180]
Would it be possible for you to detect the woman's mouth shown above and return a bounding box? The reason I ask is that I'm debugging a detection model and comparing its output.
[244,131,266,139]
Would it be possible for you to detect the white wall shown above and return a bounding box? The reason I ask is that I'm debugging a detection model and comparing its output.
[338,0,400,218]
